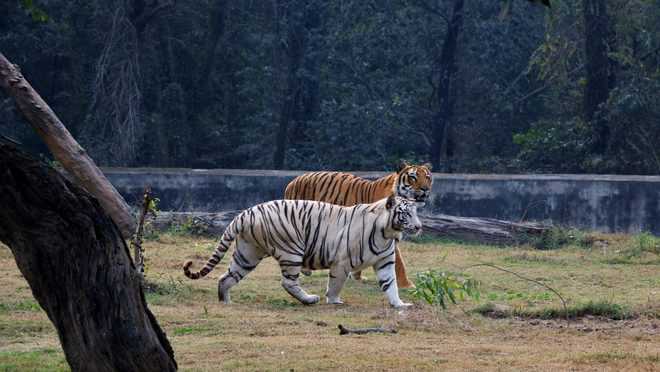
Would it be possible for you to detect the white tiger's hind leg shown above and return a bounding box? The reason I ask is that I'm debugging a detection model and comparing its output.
[218,240,264,304]
[373,257,412,309]
[279,260,320,305]
[325,265,350,304]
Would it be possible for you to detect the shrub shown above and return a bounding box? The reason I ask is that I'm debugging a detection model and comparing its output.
[411,270,480,309]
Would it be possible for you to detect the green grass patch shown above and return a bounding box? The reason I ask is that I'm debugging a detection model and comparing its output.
[503,252,566,265]
[0,349,68,372]
[531,227,584,250]
[0,299,42,313]
[486,290,554,302]
[407,234,484,247]
[144,275,207,305]
[0,319,54,338]
[173,323,222,337]
[575,351,660,364]
[473,300,634,320]
[264,297,299,308]
[601,232,660,265]
[165,217,211,237]
[634,232,660,255]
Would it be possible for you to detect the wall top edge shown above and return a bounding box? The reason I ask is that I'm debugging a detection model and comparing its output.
[100,167,660,182]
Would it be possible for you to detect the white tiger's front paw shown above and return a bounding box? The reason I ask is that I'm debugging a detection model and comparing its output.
[326,296,343,305]
[392,301,413,309]
[302,294,321,305]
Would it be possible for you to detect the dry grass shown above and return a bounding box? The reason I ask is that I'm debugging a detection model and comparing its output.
[1,233,659,371]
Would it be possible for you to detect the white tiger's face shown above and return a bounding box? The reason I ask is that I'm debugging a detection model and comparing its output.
[387,196,422,235]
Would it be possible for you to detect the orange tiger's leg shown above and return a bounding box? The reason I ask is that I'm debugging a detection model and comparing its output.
[395,244,415,288]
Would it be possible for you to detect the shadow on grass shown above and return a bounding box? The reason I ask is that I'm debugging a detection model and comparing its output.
[473,300,636,320]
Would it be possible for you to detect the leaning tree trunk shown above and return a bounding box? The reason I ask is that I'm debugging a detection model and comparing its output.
[0,52,136,238]
[0,143,177,372]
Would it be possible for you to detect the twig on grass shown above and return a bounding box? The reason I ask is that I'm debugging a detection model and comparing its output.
[338,324,397,335]
[462,262,569,325]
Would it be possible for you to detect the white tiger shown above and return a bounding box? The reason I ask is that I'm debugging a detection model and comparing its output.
[183,195,421,308]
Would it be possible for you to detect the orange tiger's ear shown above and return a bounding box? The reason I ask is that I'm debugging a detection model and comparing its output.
[386,194,396,210]
[397,160,410,172]
[422,162,433,171]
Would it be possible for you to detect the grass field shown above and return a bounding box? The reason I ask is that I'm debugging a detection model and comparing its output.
[1,232,659,371]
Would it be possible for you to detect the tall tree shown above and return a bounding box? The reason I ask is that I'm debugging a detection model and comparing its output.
[430,0,465,171]
[273,1,306,169]
[196,0,228,107]
[583,0,612,154]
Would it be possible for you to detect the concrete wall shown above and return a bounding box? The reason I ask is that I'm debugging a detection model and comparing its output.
[104,168,660,234]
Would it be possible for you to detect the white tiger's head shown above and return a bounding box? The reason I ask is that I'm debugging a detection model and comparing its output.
[386,195,422,235]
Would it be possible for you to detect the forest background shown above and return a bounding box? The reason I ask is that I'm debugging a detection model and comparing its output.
[1,0,659,174]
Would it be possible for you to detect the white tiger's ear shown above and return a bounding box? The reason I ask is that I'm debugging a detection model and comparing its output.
[385,194,396,210]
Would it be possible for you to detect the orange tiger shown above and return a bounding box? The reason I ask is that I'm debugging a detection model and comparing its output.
[284,162,433,288]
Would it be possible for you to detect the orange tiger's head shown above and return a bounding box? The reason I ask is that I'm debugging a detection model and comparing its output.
[394,161,433,203]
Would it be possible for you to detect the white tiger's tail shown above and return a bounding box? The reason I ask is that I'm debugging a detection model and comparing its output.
[183,216,241,280]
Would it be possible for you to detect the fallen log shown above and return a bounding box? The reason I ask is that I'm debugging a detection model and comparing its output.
[149,211,550,246]
[422,214,549,245]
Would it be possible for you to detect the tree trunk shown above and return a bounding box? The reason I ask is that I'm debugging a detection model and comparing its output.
[273,1,305,170]
[0,143,177,372]
[430,0,464,172]
[0,52,136,238]
[291,7,322,151]
[583,0,612,154]
[196,0,228,106]
[151,211,549,246]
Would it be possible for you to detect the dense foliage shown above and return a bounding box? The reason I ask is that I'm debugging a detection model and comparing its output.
[1,0,658,173]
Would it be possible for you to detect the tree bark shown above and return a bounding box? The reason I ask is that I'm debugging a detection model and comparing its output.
[151,211,549,246]
[0,143,177,372]
[583,0,612,154]
[196,0,228,106]
[0,52,136,238]
[273,2,305,170]
[430,0,464,172]
[421,214,548,245]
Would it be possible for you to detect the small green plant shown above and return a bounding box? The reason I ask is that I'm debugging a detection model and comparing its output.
[604,232,660,264]
[144,274,196,305]
[167,216,209,236]
[631,232,660,256]
[411,270,480,309]
[532,226,581,250]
